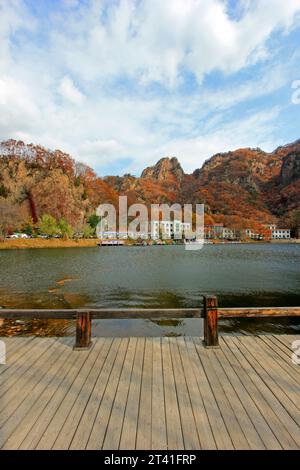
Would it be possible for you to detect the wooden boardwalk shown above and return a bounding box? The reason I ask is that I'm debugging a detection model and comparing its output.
[0,335,299,450]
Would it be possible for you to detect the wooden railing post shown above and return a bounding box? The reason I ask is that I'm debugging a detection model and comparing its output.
[203,295,219,348]
[74,312,92,350]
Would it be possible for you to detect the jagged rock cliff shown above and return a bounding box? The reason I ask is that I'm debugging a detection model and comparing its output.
[0,138,299,230]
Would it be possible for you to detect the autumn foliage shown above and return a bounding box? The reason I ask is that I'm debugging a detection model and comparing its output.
[0,138,299,235]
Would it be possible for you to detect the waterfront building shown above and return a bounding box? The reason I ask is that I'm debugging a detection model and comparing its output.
[271,228,291,239]
[265,224,277,231]
[222,227,236,240]
[150,220,192,239]
[244,228,263,240]
[204,224,224,239]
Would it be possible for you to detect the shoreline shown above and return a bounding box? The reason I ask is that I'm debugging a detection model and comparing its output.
[0,238,299,250]
[0,238,100,250]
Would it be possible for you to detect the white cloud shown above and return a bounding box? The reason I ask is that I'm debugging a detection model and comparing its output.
[0,0,299,175]
[157,108,282,172]
[48,0,300,85]
[79,139,126,166]
[0,76,40,132]
[123,107,283,175]
[58,76,85,104]
[0,0,36,70]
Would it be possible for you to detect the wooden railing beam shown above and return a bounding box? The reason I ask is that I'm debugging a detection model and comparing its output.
[0,308,202,319]
[1,303,300,350]
[218,307,300,318]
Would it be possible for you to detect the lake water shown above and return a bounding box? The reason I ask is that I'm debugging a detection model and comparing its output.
[0,244,299,336]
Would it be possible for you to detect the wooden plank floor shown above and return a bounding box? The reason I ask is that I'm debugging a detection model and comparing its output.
[0,335,299,450]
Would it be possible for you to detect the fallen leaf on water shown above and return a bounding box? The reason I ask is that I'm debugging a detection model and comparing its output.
[56,277,78,286]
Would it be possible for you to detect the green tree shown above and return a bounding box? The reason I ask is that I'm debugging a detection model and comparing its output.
[82,224,94,239]
[58,218,74,239]
[38,215,59,237]
[88,214,101,229]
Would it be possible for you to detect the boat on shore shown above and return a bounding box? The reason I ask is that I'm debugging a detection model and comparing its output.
[98,240,125,246]
[184,239,205,249]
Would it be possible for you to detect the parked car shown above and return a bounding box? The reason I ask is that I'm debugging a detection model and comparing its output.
[9,233,30,239]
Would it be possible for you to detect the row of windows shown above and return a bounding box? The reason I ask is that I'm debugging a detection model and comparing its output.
[273,230,290,234]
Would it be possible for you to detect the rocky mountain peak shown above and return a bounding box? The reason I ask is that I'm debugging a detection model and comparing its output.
[141,156,185,182]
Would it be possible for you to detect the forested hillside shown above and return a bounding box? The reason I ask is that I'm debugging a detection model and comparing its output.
[0,138,299,237]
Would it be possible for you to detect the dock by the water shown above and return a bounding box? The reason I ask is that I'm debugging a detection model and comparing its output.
[0,334,299,450]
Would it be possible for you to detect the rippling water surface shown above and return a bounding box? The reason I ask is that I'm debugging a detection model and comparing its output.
[0,244,299,336]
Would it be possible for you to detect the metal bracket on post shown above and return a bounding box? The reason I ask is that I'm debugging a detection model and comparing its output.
[74,312,92,350]
[203,295,220,349]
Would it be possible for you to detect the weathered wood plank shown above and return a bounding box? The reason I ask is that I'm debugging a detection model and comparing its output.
[69,338,120,450]
[20,343,93,450]
[36,342,102,450]
[0,308,202,319]
[260,335,293,360]
[177,338,216,450]
[1,338,74,449]
[1,336,299,450]
[0,339,57,412]
[194,339,250,449]
[86,339,129,450]
[203,343,265,449]
[220,337,282,450]
[219,307,300,318]
[235,337,300,425]
[52,339,109,450]
[2,306,299,320]
[161,338,184,450]
[0,338,50,389]
[169,338,200,450]
[225,337,299,449]
[136,338,153,450]
[185,339,232,449]
[242,336,300,400]
[0,337,32,355]
[102,338,137,450]
[18,340,88,450]
[151,338,167,450]
[0,337,35,375]
[217,339,271,449]
[256,336,300,387]
[119,338,145,450]
[276,335,300,353]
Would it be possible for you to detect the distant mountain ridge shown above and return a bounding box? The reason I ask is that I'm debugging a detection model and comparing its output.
[106,139,300,228]
[141,157,185,183]
[0,138,299,231]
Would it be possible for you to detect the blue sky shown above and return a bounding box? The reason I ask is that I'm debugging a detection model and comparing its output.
[0,0,300,175]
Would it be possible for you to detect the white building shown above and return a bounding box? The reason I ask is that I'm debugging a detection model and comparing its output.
[150,220,192,239]
[271,228,291,239]
[265,224,291,239]
[97,219,192,240]
[244,229,263,240]
[222,227,236,240]
[265,224,277,231]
